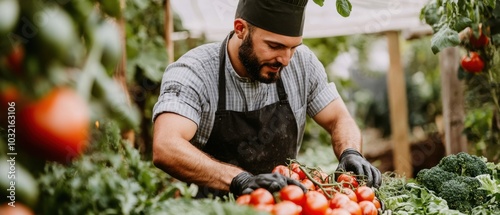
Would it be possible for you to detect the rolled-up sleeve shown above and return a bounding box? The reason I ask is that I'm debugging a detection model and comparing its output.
[152,63,204,126]
[305,52,340,117]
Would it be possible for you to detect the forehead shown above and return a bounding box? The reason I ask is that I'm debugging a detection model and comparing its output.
[251,26,303,47]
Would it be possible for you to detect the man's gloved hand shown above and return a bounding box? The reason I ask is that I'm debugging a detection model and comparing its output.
[335,148,382,188]
[230,172,306,196]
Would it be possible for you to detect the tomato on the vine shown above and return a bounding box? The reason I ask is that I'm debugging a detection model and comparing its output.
[303,191,329,215]
[355,186,375,202]
[272,201,302,215]
[18,88,90,163]
[290,163,306,180]
[337,173,359,188]
[301,178,315,191]
[358,201,378,215]
[469,29,489,48]
[6,45,24,74]
[279,185,305,205]
[235,194,251,205]
[341,188,358,202]
[249,188,275,205]
[329,193,351,209]
[461,52,484,73]
[328,208,351,215]
[273,165,300,180]
[372,198,381,210]
[339,200,362,215]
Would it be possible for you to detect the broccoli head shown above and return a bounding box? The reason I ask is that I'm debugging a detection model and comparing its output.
[438,152,489,177]
[439,179,471,212]
[455,176,490,206]
[415,167,456,193]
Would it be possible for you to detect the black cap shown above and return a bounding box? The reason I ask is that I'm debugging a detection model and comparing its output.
[235,0,308,37]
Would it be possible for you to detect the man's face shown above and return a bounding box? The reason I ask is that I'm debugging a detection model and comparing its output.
[238,27,302,84]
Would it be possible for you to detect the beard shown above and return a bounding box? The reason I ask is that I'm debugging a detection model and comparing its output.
[238,35,283,84]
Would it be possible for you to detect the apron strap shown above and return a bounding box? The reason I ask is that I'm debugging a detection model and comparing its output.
[217,32,232,111]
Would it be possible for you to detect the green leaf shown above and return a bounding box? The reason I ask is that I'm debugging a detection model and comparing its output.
[451,16,472,31]
[421,0,440,26]
[430,26,460,54]
[313,0,324,7]
[336,0,352,17]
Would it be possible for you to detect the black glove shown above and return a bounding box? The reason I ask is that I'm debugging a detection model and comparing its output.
[335,148,382,188]
[230,172,306,196]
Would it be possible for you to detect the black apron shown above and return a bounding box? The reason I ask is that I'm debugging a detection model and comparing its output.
[197,33,299,197]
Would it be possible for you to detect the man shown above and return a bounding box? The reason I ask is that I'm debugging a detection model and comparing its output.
[152,0,381,198]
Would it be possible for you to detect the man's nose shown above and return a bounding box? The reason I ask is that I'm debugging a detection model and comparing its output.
[276,49,293,66]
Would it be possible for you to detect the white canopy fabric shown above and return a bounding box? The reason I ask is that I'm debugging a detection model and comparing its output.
[171,0,432,41]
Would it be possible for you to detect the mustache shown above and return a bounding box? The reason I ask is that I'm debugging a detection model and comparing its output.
[262,62,283,68]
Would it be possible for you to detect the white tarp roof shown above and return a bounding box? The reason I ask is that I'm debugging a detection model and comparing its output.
[171,0,432,41]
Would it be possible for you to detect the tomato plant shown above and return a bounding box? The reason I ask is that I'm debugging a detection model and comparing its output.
[17,88,90,163]
[461,52,484,73]
[249,188,275,205]
[355,186,375,202]
[279,185,305,205]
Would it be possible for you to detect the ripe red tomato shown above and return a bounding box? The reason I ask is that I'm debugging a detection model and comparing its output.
[272,165,300,180]
[339,200,362,215]
[337,174,359,189]
[301,179,316,191]
[280,185,305,205]
[461,52,484,73]
[329,193,351,209]
[236,194,251,205]
[253,204,274,213]
[311,170,329,184]
[469,30,489,48]
[341,188,358,203]
[18,88,90,163]
[272,200,302,215]
[302,191,329,215]
[6,45,24,74]
[290,163,306,180]
[372,198,381,210]
[358,201,378,215]
[355,186,375,202]
[0,202,34,215]
[250,188,275,205]
[328,208,351,215]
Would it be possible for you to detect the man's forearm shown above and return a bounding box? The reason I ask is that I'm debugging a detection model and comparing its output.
[152,138,244,191]
[330,116,362,159]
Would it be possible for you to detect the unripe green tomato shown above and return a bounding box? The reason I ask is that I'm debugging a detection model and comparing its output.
[95,21,122,72]
[37,7,78,59]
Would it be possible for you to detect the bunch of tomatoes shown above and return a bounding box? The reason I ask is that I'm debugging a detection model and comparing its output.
[235,162,382,215]
[460,27,489,74]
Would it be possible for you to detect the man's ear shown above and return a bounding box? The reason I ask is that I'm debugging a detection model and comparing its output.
[234,18,247,39]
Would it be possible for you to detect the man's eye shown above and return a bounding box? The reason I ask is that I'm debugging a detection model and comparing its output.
[269,44,280,49]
